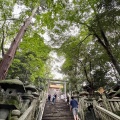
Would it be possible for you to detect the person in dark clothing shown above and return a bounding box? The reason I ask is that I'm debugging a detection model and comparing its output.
[54,93,57,102]
[67,95,69,105]
[70,96,79,120]
[48,94,51,102]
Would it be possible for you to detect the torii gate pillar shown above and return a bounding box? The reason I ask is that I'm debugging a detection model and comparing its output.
[64,81,66,100]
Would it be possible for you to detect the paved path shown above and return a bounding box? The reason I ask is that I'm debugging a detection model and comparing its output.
[42,99,74,120]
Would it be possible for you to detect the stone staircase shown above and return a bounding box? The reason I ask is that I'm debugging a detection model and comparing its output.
[42,99,74,120]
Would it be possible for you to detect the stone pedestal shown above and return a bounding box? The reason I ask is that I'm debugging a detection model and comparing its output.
[0,109,9,120]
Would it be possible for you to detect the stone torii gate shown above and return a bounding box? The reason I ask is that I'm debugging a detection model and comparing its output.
[47,79,68,99]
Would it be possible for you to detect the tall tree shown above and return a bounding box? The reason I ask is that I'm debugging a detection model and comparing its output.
[46,0,120,77]
[0,3,39,80]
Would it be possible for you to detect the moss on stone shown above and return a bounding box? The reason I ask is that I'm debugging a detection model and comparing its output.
[5,96,19,109]
[0,79,26,93]
[0,79,23,85]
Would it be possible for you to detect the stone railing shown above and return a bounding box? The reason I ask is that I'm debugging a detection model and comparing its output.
[108,99,120,113]
[78,96,120,120]
[94,105,120,120]
[93,96,120,120]
[0,78,49,120]
[67,92,120,120]
[18,91,47,120]
[35,92,47,120]
[80,98,98,120]
[18,99,37,120]
[84,99,93,108]
[97,95,120,116]
[77,97,92,120]
[78,97,85,120]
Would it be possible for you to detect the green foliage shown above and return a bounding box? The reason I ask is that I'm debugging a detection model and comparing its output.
[40,11,55,29]
[0,0,120,91]
[93,69,108,90]
[50,0,120,91]
[7,33,51,83]
[5,96,19,109]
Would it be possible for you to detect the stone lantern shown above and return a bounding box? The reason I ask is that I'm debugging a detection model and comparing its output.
[32,92,39,98]
[0,78,25,120]
[36,88,42,101]
[25,84,37,95]
[79,91,89,105]
[79,91,89,98]
[21,84,37,113]
[22,84,37,101]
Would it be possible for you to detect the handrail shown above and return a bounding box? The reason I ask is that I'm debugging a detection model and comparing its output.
[18,91,47,120]
[78,97,88,120]
[36,92,47,120]
[18,99,37,120]
[78,97,120,120]
[108,99,120,102]
[78,100,84,120]
[94,105,120,120]
[108,98,120,112]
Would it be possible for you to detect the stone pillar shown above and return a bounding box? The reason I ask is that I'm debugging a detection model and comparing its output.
[102,93,112,111]
[0,109,9,120]
[68,83,72,100]
[69,83,71,96]
[47,79,50,95]
[64,82,66,100]
[11,110,21,120]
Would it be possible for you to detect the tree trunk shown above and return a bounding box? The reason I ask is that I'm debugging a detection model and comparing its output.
[95,33,120,76]
[0,7,38,80]
[94,13,120,77]
[1,21,6,57]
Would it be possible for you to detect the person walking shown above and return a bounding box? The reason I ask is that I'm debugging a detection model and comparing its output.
[70,96,79,120]
[48,94,51,102]
[52,95,55,104]
[66,95,69,105]
[54,93,57,102]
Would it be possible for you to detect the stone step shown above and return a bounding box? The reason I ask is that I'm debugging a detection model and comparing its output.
[42,100,74,120]
[42,116,74,120]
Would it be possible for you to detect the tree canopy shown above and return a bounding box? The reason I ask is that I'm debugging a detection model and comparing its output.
[0,0,120,91]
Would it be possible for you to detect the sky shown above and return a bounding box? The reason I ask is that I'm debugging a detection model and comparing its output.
[49,51,65,79]
[42,34,66,79]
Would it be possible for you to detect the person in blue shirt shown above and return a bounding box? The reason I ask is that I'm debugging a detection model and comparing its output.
[70,96,79,120]
[52,95,55,104]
